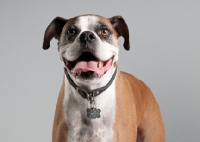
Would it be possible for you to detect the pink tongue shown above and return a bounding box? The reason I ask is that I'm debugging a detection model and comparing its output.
[71,60,112,77]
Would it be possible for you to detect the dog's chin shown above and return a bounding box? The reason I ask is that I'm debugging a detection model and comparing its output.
[74,71,100,80]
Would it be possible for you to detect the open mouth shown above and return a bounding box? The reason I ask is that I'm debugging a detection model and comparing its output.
[64,52,113,78]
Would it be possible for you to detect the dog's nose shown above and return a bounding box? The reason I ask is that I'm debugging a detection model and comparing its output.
[79,31,96,43]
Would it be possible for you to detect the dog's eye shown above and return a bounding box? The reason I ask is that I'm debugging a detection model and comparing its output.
[100,29,109,36]
[67,29,76,36]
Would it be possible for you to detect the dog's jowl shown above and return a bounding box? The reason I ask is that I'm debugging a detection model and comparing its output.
[43,14,165,142]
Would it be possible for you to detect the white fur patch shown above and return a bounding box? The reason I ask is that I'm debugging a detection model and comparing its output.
[63,73,116,141]
[59,15,119,141]
[78,16,98,31]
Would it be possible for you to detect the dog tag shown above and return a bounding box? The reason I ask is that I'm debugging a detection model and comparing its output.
[87,107,101,119]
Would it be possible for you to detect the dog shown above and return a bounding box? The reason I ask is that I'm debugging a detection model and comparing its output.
[42,14,165,142]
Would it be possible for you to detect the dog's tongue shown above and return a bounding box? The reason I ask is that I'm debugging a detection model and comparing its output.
[71,60,112,77]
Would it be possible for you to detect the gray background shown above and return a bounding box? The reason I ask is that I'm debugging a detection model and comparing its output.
[0,0,199,142]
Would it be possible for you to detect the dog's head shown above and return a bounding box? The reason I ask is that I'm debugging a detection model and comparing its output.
[43,14,129,85]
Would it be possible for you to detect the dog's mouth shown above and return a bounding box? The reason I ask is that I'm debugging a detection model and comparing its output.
[64,52,113,79]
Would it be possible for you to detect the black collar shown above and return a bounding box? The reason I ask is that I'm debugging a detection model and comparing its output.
[64,68,117,103]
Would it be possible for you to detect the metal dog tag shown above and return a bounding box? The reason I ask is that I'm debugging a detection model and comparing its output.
[87,107,101,119]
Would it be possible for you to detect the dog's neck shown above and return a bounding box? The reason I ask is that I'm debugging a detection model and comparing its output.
[63,67,117,141]
[64,68,117,101]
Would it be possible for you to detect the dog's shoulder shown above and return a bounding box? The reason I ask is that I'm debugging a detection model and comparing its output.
[118,71,150,91]
[117,70,156,103]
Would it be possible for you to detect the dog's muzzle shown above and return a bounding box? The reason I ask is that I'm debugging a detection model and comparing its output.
[63,31,114,79]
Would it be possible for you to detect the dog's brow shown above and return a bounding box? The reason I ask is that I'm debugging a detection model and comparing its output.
[94,23,111,32]
[100,25,109,29]
[97,22,109,28]
[67,23,78,28]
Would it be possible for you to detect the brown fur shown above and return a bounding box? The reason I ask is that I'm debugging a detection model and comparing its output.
[52,70,165,142]
[113,71,165,141]
[52,78,67,142]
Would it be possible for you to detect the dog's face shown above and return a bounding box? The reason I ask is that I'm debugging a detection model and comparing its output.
[43,14,129,84]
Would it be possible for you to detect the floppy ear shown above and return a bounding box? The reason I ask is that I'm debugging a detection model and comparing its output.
[109,15,130,50]
[42,17,68,50]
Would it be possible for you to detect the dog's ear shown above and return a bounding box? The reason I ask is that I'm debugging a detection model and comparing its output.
[42,17,68,50]
[109,15,130,50]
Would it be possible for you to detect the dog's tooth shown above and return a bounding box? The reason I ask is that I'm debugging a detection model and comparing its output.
[97,61,103,68]
[76,71,81,77]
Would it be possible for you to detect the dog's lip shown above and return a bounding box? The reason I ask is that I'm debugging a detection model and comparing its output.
[63,52,113,77]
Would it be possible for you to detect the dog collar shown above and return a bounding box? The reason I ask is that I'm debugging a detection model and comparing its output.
[64,68,117,103]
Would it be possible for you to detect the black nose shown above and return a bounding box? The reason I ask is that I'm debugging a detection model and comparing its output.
[79,31,96,43]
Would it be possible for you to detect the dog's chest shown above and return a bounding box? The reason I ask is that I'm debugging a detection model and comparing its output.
[66,116,112,142]
[64,79,116,142]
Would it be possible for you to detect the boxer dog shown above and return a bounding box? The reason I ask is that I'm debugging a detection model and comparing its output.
[42,14,165,142]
